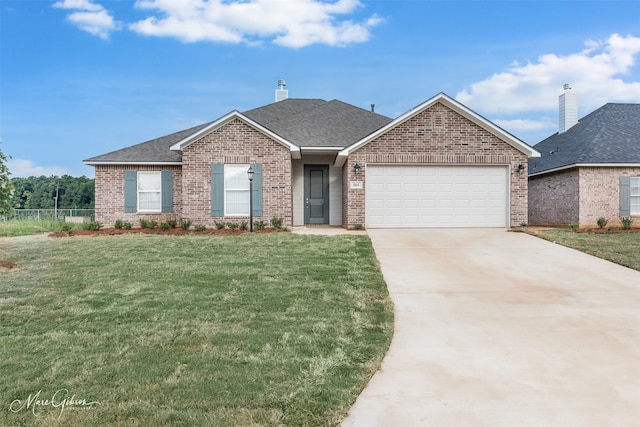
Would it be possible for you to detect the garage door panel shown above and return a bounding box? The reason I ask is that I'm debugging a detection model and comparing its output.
[366,165,508,228]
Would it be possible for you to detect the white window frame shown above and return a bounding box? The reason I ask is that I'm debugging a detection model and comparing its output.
[631,177,640,215]
[137,171,162,213]
[224,164,250,216]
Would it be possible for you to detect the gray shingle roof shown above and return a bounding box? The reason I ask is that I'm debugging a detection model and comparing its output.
[243,99,393,147]
[529,103,640,175]
[84,122,213,163]
[85,98,393,164]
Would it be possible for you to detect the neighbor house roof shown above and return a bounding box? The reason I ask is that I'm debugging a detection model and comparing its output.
[84,98,392,165]
[529,103,640,176]
[335,92,540,167]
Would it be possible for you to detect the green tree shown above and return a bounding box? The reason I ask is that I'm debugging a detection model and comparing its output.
[0,142,14,215]
[9,175,94,209]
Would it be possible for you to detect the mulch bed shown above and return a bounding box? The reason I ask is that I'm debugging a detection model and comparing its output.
[49,227,287,238]
[0,260,17,269]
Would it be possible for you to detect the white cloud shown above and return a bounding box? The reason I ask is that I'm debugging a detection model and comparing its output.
[7,159,71,178]
[129,0,383,47]
[456,34,640,115]
[53,0,118,39]
[53,0,103,12]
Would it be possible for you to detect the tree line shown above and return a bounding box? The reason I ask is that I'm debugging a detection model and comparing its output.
[11,175,95,209]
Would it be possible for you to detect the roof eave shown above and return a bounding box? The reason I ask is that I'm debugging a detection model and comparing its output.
[529,162,640,177]
[83,161,183,166]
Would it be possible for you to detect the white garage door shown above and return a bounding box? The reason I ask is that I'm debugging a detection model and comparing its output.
[366,165,509,228]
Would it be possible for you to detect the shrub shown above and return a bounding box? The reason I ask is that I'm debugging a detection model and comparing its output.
[84,221,103,231]
[353,223,363,230]
[254,220,266,230]
[519,222,528,227]
[122,221,133,230]
[214,220,227,230]
[166,218,178,229]
[596,217,609,229]
[568,223,578,231]
[114,219,125,229]
[159,222,171,231]
[61,224,73,234]
[270,217,283,229]
[239,221,248,231]
[620,216,633,230]
[227,222,239,230]
[139,219,157,229]
[194,224,207,232]
[180,219,192,230]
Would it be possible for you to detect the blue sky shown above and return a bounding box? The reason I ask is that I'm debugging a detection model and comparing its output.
[1,0,639,178]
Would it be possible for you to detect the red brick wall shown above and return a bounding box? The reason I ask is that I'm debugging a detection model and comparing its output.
[528,169,579,226]
[579,167,640,227]
[94,165,182,226]
[343,102,529,227]
[529,167,640,227]
[181,118,292,226]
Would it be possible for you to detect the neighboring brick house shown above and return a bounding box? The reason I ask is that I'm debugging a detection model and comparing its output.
[84,89,539,229]
[528,99,640,227]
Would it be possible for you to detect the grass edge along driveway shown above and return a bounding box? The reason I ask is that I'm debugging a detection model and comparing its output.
[0,233,393,427]
[529,228,640,272]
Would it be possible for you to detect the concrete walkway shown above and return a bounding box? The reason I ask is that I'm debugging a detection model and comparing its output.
[290,226,366,236]
[342,228,640,427]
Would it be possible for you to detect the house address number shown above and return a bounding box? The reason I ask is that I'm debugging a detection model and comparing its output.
[350,181,363,189]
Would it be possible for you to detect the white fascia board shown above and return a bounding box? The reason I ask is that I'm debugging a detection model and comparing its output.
[301,147,343,156]
[83,161,182,166]
[529,163,640,177]
[169,110,301,158]
[336,93,540,165]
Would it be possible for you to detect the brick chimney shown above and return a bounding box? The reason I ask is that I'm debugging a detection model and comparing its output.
[559,84,578,133]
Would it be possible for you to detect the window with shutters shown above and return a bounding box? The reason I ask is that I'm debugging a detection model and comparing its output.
[138,171,162,212]
[224,164,250,216]
[632,177,640,215]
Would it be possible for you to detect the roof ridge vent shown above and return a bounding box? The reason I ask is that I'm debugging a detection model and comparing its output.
[275,79,288,102]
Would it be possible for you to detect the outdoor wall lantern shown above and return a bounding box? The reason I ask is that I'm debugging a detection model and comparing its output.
[517,163,525,174]
[353,163,362,175]
[247,166,254,232]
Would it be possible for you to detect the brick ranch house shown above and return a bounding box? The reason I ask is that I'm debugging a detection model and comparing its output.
[528,88,640,227]
[84,89,540,229]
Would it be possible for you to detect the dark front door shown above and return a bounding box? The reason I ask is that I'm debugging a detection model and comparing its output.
[304,165,330,224]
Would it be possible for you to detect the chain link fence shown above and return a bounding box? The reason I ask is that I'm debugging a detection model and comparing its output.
[1,209,95,221]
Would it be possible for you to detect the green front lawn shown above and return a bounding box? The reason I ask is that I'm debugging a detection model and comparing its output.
[0,219,84,237]
[532,229,640,271]
[0,233,393,426]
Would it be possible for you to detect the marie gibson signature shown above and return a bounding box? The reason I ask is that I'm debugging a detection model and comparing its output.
[10,389,101,418]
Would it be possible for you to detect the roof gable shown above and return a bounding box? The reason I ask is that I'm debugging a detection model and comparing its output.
[529,103,640,176]
[335,93,540,166]
[169,110,302,159]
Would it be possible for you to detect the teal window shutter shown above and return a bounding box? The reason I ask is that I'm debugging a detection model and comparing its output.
[620,176,631,216]
[161,171,173,213]
[251,163,263,217]
[124,171,137,213]
[211,163,224,216]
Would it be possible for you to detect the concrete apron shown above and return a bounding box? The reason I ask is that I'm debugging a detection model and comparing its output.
[342,228,640,427]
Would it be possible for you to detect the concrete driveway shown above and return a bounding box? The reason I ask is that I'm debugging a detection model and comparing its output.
[342,228,640,427]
